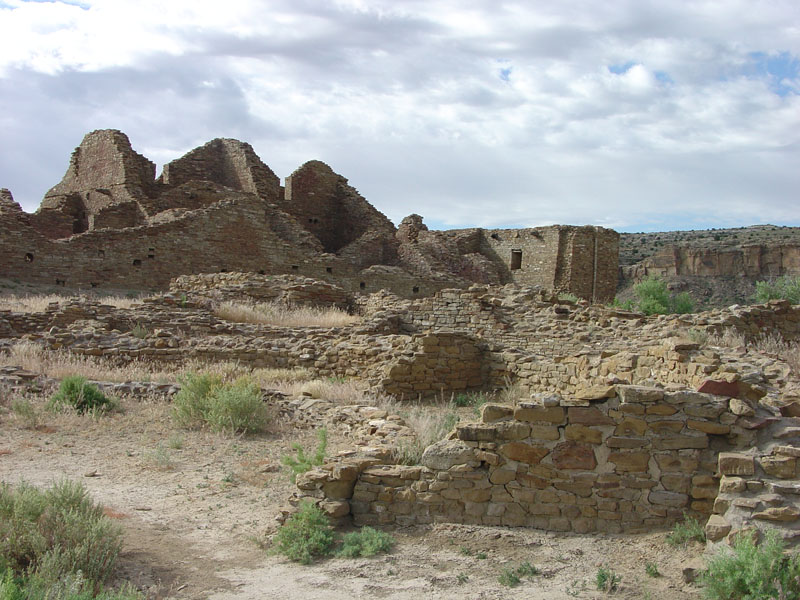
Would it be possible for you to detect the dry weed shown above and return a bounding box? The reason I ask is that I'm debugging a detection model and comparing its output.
[707,328,747,349]
[0,342,313,386]
[277,377,371,402]
[214,300,359,328]
[0,293,142,312]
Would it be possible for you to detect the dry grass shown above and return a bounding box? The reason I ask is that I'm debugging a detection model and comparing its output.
[0,341,314,386]
[278,378,372,403]
[214,300,360,328]
[707,327,747,349]
[0,293,142,313]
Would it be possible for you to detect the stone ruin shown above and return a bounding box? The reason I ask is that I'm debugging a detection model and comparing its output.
[0,129,618,301]
[3,129,800,551]
[3,271,800,549]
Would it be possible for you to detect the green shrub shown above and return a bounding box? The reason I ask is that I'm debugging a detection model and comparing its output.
[645,562,660,577]
[336,527,395,558]
[282,428,327,482]
[0,480,124,594]
[171,373,269,434]
[273,501,335,564]
[754,276,800,304]
[632,276,695,315]
[596,566,620,592]
[49,376,114,414]
[498,568,521,587]
[0,569,143,600]
[171,373,223,428]
[666,515,706,547]
[206,378,269,434]
[703,529,800,599]
[453,392,488,409]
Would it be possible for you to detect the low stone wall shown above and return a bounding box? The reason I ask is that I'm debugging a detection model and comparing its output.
[294,383,775,535]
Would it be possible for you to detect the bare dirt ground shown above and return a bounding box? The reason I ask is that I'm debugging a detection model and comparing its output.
[0,394,707,600]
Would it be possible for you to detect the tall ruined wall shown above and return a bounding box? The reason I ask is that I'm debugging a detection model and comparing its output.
[158,138,281,205]
[282,161,398,266]
[478,225,618,302]
[32,130,155,237]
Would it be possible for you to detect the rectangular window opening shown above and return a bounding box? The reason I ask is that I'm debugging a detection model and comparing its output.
[510,249,523,270]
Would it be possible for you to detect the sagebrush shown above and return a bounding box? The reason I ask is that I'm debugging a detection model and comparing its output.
[273,501,335,564]
[0,480,125,595]
[282,428,327,482]
[171,373,270,434]
[703,529,800,600]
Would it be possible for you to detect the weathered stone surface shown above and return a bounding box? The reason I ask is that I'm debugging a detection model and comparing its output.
[617,385,664,404]
[687,420,731,435]
[421,440,478,470]
[456,424,498,442]
[565,424,603,444]
[697,379,740,398]
[513,405,565,424]
[609,451,650,472]
[481,403,514,422]
[760,455,796,479]
[551,441,597,470]
[718,453,755,476]
[753,507,800,522]
[499,442,550,465]
[648,491,689,508]
[705,515,732,542]
[567,407,614,425]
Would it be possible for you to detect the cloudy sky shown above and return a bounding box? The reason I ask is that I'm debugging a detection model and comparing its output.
[0,0,798,232]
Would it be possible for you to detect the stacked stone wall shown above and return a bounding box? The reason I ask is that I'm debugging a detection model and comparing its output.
[296,384,764,534]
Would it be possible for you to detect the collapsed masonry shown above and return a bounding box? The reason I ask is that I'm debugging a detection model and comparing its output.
[3,273,800,545]
[0,129,618,301]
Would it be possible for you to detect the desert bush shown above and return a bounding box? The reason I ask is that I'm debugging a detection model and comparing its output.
[633,276,694,315]
[0,293,141,313]
[171,373,269,434]
[49,376,114,414]
[273,501,335,564]
[282,428,327,482]
[215,300,359,328]
[0,569,143,599]
[754,276,800,304]
[702,528,800,599]
[0,480,124,593]
[336,527,394,558]
[666,515,706,546]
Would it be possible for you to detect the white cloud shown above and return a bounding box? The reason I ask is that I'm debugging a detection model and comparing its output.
[0,0,798,232]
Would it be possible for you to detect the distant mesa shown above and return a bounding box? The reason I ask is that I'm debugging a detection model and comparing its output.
[0,129,619,301]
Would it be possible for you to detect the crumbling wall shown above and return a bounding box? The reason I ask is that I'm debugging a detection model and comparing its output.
[295,384,767,533]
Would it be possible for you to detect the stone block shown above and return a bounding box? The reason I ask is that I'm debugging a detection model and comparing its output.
[615,418,647,436]
[456,424,497,442]
[753,506,800,522]
[661,474,690,493]
[653,435,708,450]
[648,491,689,508]
[565,424,603,444]
[705,515,732,541]
[552,441,597,470]
[495,421,531,440]
[421,440,477,470]
[609,451,650,472]
[568,406,614,425]
[719,476,747,493]
[529,425,561,441]
[573,384,616,400]
[645,403,678,416]
[760,455,796,479]
[718,453,755,476]
[687,420,730,435]
[606,436,649,448]
[514,404,565,424]
[499,442,549,464]
[489,468,517,485]
[697,379,741,398]
[481,403,514,422]
[617,385,664,404]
